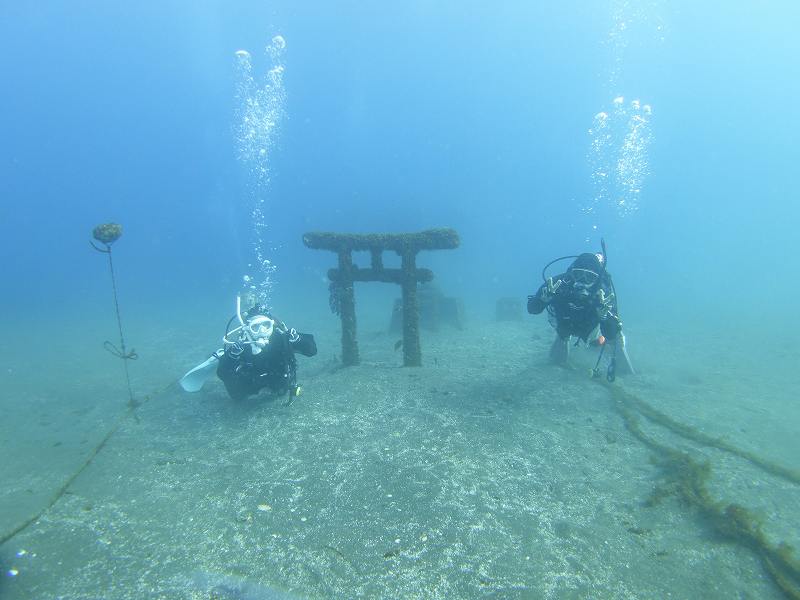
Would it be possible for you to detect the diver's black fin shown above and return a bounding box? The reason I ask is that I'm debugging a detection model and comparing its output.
[549,335,569,365]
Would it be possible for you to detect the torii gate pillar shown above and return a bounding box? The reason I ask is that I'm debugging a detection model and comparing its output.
[303,229,460,366]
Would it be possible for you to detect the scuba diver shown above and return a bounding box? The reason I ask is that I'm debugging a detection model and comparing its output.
[179,296,317,401]
[527,240,634,380]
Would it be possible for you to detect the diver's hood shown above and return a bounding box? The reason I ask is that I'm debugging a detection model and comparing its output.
[570,252,603,272]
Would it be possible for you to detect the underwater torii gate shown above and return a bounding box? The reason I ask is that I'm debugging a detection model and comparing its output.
[303,228,460,367]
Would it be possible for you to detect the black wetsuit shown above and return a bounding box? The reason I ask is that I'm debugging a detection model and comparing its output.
[528,271,621,342]
[217,327,317,400]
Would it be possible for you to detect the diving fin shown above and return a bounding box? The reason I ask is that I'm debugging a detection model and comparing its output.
[614,333,635,376]
[179,350,223,392]
[549,335,569,365]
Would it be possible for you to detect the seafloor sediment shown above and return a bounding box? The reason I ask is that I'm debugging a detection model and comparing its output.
[0,317,797,599]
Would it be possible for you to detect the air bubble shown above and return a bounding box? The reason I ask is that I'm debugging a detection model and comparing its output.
[588,96,653,217]
[233,35,287,307]
[271,35,286,51]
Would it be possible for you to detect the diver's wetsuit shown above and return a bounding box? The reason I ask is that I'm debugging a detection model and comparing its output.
[527,271,621,342]
[217,327,317,400]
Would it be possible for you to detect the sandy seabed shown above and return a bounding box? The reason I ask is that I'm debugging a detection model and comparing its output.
[1,313,797,599]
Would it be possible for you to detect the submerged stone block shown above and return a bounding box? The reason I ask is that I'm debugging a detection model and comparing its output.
[496,297,523,321]
[390,283,464,332]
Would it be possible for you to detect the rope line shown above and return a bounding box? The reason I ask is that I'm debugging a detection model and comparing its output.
[603,381,800,599]
[0,382,173,547]
[100,246,138,409]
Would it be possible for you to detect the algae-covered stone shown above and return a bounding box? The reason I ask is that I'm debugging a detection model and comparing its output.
[92,223,123,245]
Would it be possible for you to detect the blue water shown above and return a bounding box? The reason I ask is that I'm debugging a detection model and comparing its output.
[1,1,799,598]
[3,1,798,319]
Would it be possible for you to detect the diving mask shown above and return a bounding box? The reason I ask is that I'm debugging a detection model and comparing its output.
[223,295,276,352]
[247,315,275,343]
[571,268,599,287]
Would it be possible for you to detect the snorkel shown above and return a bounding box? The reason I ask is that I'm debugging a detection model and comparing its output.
[599,237,619,310]
[236,295,247,332]
[236,295,260,351]
[600,238,608,271]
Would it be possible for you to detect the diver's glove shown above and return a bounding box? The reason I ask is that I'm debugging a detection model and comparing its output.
[596,289,616,316]
[539,277,562,303]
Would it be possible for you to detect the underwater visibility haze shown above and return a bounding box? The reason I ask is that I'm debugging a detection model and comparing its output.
[1,1,799,598]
